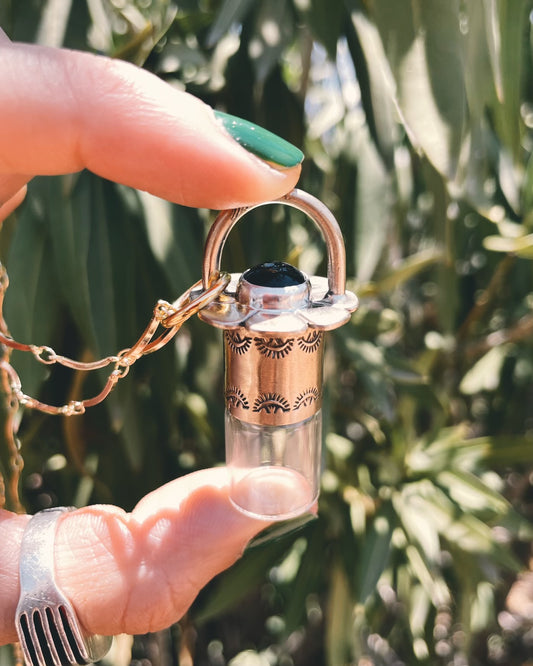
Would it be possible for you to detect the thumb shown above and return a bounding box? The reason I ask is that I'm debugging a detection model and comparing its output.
[54,468,270,637]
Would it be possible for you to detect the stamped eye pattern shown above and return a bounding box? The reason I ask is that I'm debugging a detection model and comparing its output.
[294,387,321,410]
[225,331,253,355]
[297,331,323,353]
[226,387,250,410]
[253,392,291,414]
[254,337,294,359]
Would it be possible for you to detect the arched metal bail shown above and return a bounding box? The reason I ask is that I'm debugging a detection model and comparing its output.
[202,188,348,297]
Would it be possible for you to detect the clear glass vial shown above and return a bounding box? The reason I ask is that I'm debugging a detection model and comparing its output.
[198,189,358,520]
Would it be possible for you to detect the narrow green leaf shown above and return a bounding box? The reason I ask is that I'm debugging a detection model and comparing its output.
[355,500,395,603]
[470,580,495,633]
[192,534,299,624]
[405,543,451,606]
[375,247,445,293]
[354,130,392,282]
[347,7,398,166]
[47,174,98,351]
[486,0,528,164]
[462,1,497,120]
[140,192,205,294]
[326,562,354,666]
[372,0,466,179]
[395,487,441,563]
[251,0,295,83]
[337,334,395,420]
[5,180,61,396]
[408,585,430,638]
[443,512,521,571]
[206,0,255,48]
[305,0,344,58]
[283,523,325,632]
[483,232,533,257]
[436,469,509,515]
[459,344,511,394]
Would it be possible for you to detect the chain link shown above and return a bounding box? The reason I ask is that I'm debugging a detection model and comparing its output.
[0,265,230,416]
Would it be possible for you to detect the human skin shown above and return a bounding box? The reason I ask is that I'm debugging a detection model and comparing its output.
[0,31,302,645]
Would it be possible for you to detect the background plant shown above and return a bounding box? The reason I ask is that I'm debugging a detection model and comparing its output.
[1,1,533,665]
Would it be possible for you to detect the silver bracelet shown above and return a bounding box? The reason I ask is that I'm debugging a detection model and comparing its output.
[15,507,113,666]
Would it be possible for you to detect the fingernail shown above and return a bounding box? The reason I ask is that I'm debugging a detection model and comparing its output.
[247,512,318,548]
[214,111,304,168]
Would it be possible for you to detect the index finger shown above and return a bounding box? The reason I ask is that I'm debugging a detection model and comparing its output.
[0,43,302,210]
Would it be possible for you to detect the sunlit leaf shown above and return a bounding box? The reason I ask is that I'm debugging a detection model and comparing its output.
[485,0,528,164]
[405,543,451,607]
[347,6,398,166]
[326,562,354,666]
[353,130,392,282]
[371,0,466,179]
[459,344,511,394]
[483,232,533,257]
[436,468,509,515]
[395,486,441,563]
[470,580,495,633]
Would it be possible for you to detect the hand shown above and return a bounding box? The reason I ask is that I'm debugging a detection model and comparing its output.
[0,31,303,645]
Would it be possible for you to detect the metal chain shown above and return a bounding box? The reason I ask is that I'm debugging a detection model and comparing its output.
[0,266,24,511]
[0,265,230,417]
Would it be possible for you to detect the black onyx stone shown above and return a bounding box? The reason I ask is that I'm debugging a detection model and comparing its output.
[243,262,305,288]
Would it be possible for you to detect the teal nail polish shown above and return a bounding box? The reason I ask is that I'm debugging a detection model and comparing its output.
[215,111,304,168]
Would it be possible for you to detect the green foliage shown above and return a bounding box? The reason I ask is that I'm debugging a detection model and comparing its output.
[2,1,533,664]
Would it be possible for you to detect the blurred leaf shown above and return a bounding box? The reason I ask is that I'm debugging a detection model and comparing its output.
[463,434,533,467]
[46,173,110,354]
[114,4,178,65]
[355,500,395,603]
[140,192,204,293]
[408,585,430,639]
[192,532,300,624]
[470,580,495,633]
[347,5,398,166]
[395,486,440,563]
[371,0,466,179]
[305,0,344,58]
[462,1,497,120]
[483,232,533,257]
[5,182,62,396]
[485,0,528,165]
[409,430,533,472]
[326,562,354,666]
[36,0,73,47]
[206,0,255,47]
[353,130,392,282]
[372,247,444,294]
[459,344,511,394]
[250,0,294,83]
[337,334,395,420]
[283,522,325,632]
[436,468,510,515]
[405,543,451,606]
